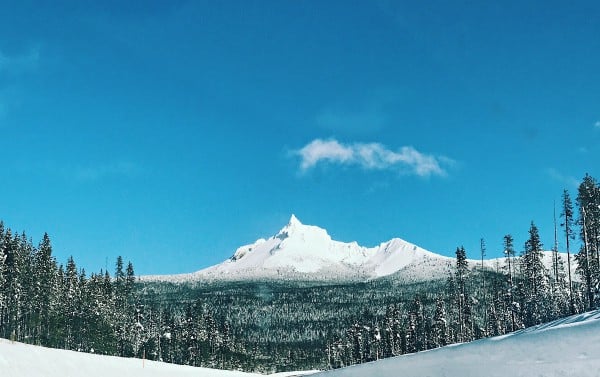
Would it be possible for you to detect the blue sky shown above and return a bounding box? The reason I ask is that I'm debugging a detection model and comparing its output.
[1,1,599,275]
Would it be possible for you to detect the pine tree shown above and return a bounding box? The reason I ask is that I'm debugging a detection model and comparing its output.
[0,222,6,333]
[503,234,517,332]
[383,304,401,356]
[114,256,129,356]
[454,246,472,342]
[561,189,576,313]
[576,174,600,309]
[32,233,57,345]
[479,238,487,336]
[486,275,506,337]
[48,263,66,349]
[64,256,80,349]
[405,310,417,354]
[521,222,550,326]
[409,296,426,351]
[3,229,26,340]
[431,297,448,347]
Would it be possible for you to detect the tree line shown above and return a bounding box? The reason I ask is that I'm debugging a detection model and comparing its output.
[326,173,600,368]
[0,226,141,355]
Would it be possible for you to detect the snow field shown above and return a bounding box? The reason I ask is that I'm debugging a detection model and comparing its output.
[314,309,600,377]
[0,339,315,377]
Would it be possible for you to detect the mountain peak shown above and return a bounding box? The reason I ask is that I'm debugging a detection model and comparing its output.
[289,214,301,226]
[146,216,462,282]
[277,214,304,239]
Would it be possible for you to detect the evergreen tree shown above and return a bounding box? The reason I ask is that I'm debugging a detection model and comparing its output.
[521,222,550,326]
[431,297,448,347]
[454,246,472,342]
[64,256,80,349]
[33,233,57,345]
[405,311,417,354]
[479,238,487,336]
[576,174,600,309]
[114,256,129,356]
[3,229,26,340]
[503,234,517,332]
[485,274,506,337]
[0,222,6,334]
[382,304,402,357]
[49,263,66,348]
[561,189,576,313]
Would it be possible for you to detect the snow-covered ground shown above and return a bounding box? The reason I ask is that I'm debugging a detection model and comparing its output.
[0,339,314,377]
[2,310,599,376]
[315,309,600,377]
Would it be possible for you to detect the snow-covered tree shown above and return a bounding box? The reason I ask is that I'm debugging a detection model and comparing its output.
[454,246,473,342]
[560,189,576,313]
[431,297,448,347]
[576,174,600,309]
[521,222,550,326]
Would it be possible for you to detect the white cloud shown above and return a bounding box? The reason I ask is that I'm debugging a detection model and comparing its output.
[297,139,354,170]
[296,139,450,177]
[545,168,579,188]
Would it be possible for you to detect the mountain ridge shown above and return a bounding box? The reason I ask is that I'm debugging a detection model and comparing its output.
[143,215,574,283]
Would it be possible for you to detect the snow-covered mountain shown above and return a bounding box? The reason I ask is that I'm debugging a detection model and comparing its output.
[145,215,576,283]
[145,215,455,283]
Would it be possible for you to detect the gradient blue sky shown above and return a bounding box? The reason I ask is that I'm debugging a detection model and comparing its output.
[1,1,599,275]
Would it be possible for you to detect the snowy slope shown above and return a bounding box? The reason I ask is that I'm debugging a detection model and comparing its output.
[145,215,578,283]
[146,215,451,282]
[0,339,314,377]
[3,311,599,377]
[315,309,600,377]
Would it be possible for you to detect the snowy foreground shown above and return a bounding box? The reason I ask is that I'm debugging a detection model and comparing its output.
[315,309,600,377]
[2,310,600,377]
[0,339,314,377]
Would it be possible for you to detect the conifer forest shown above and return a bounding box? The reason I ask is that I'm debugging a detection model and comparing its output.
[1,174,599,372]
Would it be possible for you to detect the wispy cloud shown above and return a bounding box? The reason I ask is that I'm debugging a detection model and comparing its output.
[0,47,41,119]
[545,168,579,188]
[0,47,40,74]
[295,139,451,177]
[67,161,141,182]
[0,99,6,119]
[0,88,16,121]
[594,121,600,129]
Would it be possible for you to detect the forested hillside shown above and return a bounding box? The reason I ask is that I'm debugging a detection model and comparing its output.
[1,174,599,372]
